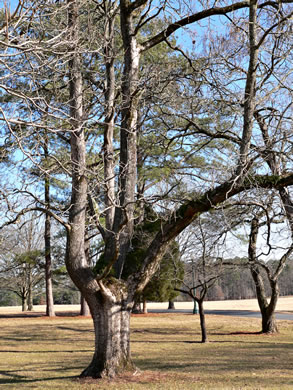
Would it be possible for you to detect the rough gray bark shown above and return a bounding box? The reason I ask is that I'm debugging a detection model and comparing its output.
[80,289,134,378]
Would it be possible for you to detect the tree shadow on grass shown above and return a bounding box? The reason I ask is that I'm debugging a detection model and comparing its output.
[0,311,83,319]
[0,370,78,385]
[132,339,202,344]
[0,349,91,353]
[132,328,195,336]
[212,331,262,336]
[0,359,91,385]
[57,326,93,333]
[132,339,269,345]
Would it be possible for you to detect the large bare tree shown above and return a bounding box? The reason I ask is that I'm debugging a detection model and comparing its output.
[0,0,293,379]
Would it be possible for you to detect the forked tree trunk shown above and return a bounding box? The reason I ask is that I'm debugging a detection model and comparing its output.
[249,218,279,334]
[259,278,279,333]
[257,287,279,334]
[65,0,136,378]
[250,265,279,333]
[80,293,135,378]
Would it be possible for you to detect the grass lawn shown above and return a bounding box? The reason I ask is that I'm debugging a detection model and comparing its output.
[0,313,293,389]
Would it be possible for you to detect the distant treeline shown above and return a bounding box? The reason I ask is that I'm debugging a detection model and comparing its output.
[179,260,293,302]
[1,260,293,306]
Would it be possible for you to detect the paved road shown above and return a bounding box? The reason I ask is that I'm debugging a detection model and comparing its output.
[148,308,293,321]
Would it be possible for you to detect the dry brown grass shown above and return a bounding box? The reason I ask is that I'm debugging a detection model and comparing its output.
[0,311,293,389]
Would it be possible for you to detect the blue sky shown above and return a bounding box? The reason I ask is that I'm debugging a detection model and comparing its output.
[0,0,18,10]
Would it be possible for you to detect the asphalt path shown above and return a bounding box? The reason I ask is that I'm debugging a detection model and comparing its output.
[148,308,293,321]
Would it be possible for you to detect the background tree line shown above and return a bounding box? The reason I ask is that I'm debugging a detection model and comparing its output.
[182,259,293,302]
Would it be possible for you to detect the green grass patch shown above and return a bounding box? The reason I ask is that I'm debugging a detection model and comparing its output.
[0,314,293,389]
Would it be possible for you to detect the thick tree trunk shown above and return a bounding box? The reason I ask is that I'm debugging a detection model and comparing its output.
[258,287,279,334]
[261,310,278,333]
[259,279,279,334]
[22,295,28,312]
[80,293,135,378]
[198,300,207,343]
